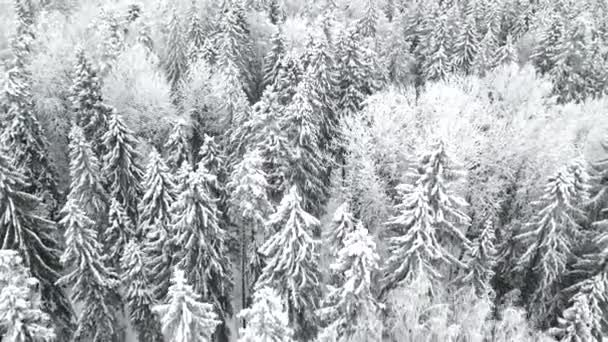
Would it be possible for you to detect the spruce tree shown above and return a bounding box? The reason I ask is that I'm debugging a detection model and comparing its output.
[102,110,144,223]
[327,202,357,254]
[356,0,379,38]
[237,287,293,342]
[550,291,595,342]
[164,7,189,94]
[318,223,381,342]
[256,186,321,340]
[187,1,207,64]
[493,34,518,68]
[262,28,286,90]
[66,126,108,227]
[164,119,192,172]
[227,150,273,308]
[197,134,226,200]
[170,168,233,338]
[70,48,110,155]
[516,167,586,326]
[57,199,122,342]
[454,3,480,74]
[103,199,134,270]
[0,250,55,342]
[153,269,221,342]
[121,241,163,342]
[422,12,453,81]
[460,219,497,298]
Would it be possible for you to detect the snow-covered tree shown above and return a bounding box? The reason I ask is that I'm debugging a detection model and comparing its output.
[460,219,497,298]
[70,48,110,155]
[549,291,595,342]
[226,150,273,308]
[326,202,357,254]
[262,28,286,90]
[422,13,453,81]
[57,199,122,342]
[0,250,55,342]
[98,10,125,77]
[164,7,188,93]
[170,169,232,333]
[318,223,381,342]
[187,2,207,64]
[256,186,321,340]
[102,110,144,223]
[103,199,134,270]
[197,134,225,200]
[454,3,480,74]
[121,241,163,342]
[356,0,379,38]
[153,269,221,342]
[0,150,72,337]
[493,34,518,68]
[164,119,192,172]
[237,287,293,342]
[66,125,108,226]
[516,167,585,325]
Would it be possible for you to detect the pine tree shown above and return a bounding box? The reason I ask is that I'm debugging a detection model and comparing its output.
[356,0,379,38]
[256,186,321,340]
[1,0,59,209]
[262,28,286,90]
[549,292,595,342]
[493,34,518,68]
[422,12,453,81]
[66,125,108,226]
[103,199,134,270]
[121,241,163,342]
[57,199,122,342]
[187,1,207,64]
[102,110,144,223]
[474,24,499,75]
[164,119,192,172]
[170,169,233,335]
[237,287,293,342]
[0,150,73,337]
[318,223,381,342]
[70,48,110,155]
[461,219,497,298]
[197,134,225,200]
[154,269,221,342]
[0,250,55,342]
[164,7,189,93]
[516,167,585,326]
[227,150,273,308]
[454,3,480,74]
[327,202,357,254]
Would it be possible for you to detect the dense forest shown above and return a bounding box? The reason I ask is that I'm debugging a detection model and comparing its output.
[2,0,608,341]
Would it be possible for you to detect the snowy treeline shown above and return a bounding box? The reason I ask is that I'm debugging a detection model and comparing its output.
[2,0,608,342]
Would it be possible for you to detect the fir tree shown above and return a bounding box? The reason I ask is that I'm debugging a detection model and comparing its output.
[422,12,453,81]
[164,119,192,172]
[139,149,176,235]
[69,48,110,155]
[256,186,321,340]
[454,3,480,74]
[474,23,499,75]
[327,202,357,254]
[227,150,273,308]
[170,169,233,337]
[0,150,73,337]
[187,1,207,64]
[121,241,163,342]
[318,223,382,342]
[57,199,122,342]
[0,250,55,342]
[66,126,108,226]
[237,287,293,342]
[493,34,518,68]
[164,7,189,94]
[102,110,144,223]
[516,167,586,326]
[103,199,134,270]
[154,269,221,342]
[356,0,379,38]
[262,28,286,90]
[197,134,226,200]
[460,219,497,298]
[549,291,595,342]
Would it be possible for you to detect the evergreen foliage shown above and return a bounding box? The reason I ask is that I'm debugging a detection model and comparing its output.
[237,287,293,342]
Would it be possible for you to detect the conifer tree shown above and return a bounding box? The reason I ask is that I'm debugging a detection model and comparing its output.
[256,186,321,340]
[454,3,480,74]
[66,126,108,226]
[474,24,499,75]
[272,52,303,107]
[102,110,144,223]
[356,0,379,38]
[170,169,233,338]
[267,0,285,25]
[422,12,453,81]
[327,202,357,254]
[493,34,518,68]
[237,287,293,342]
[227,150,273,308]
[99,10,125,77]
[1,0,59,209]
[57,199,122,342]
[0,150,73,339]
[154,269,221,342]
[550,291,595,342]
[121,241,163,342]
[187,2,206,64]
[103,199,134,270]
[165,120,192,172]
[318,223,381,342]
[197,134,226,200]
[516,168,585,326]
[461,219,497,298]
[70,48,110,155]
[0,250,55,342]
[164,7,188,93]
[262,28,286,90]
